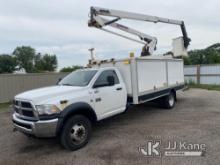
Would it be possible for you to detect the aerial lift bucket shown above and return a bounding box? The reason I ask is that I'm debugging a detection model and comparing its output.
[172,37,188,57]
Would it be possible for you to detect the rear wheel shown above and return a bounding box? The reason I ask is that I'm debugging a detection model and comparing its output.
[162,91,176,109]
[60,115,92,151]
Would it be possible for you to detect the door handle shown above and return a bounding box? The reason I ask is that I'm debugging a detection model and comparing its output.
[116,87,122,91]
[95,98,101,102]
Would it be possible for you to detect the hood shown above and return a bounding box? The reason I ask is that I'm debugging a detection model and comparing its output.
[15,85,85,104]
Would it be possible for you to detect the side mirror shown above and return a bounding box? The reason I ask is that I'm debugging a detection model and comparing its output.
[56,78,62,85]
[107,76,115,86]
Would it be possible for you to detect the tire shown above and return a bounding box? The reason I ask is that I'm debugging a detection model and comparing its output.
[60,115,92,151]
[162,91,176,109]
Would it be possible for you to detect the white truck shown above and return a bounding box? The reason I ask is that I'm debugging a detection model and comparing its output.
[12,7,190,150]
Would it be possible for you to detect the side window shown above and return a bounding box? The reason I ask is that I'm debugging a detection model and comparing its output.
[94,70,119,87]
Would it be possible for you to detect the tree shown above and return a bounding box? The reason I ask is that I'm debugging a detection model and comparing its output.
[204,48,220,64]
[188,49,206,65]
[0,54,17,73]
[60,65,83,72]
[188,44,220,65]
[34,53,42,72]
[35,53,58,72]
[12,46,58,72]
[186,43,220,65]
[183,56,191,65]
[206,43,220,52]
[13,46,35,73]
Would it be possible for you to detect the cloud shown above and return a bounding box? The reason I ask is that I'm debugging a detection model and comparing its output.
[0,0,219,69]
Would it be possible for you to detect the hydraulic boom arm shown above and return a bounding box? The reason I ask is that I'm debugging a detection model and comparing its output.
[88,6,191,55]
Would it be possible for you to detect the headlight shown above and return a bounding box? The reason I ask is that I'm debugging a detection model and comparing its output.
[36,104,61,115]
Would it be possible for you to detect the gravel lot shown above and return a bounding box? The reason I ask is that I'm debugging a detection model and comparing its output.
[0,89,220,165]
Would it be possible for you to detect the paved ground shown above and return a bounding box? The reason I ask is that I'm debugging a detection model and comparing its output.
[0,89,220,165]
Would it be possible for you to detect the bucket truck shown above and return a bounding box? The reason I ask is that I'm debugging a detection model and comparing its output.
[12,7,190,151]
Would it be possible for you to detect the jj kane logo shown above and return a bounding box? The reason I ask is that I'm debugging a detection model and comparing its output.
[139,139,206,157]
[139,140,161,157]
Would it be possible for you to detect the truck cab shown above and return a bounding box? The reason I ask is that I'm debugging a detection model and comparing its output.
[12,67,127,150]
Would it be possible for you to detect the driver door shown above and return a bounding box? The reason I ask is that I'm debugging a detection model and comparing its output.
[92,70,126,119]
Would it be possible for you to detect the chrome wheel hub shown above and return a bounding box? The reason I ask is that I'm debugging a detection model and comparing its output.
[70,123,86,143]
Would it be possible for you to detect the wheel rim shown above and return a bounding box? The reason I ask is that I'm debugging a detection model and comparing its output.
[70,123,86,144]
[169,94,175,106]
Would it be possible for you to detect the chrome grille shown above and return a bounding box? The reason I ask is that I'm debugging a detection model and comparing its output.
[13,100,37,119]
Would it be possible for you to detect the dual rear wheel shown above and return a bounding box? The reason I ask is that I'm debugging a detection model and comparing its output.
[154,91,176,109]
[161,91,176,109]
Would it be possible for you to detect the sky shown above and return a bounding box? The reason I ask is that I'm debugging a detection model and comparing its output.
[0,0,220,70]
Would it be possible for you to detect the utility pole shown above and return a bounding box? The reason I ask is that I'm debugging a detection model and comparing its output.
[88,48,95,66]
[88,48,95,60]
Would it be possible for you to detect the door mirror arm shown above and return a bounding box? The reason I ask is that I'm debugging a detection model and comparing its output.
[56,78,62,85]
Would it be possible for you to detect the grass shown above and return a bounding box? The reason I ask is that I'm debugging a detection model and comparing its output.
[188,84,220,91]
[0,102,11,111]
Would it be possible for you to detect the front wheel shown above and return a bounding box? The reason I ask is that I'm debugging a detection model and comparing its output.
[60,115,92,151]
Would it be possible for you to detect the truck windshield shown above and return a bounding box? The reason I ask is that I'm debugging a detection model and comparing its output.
[59,70,97,87]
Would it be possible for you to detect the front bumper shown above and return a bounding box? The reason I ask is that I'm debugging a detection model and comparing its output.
[12,113,58,137]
